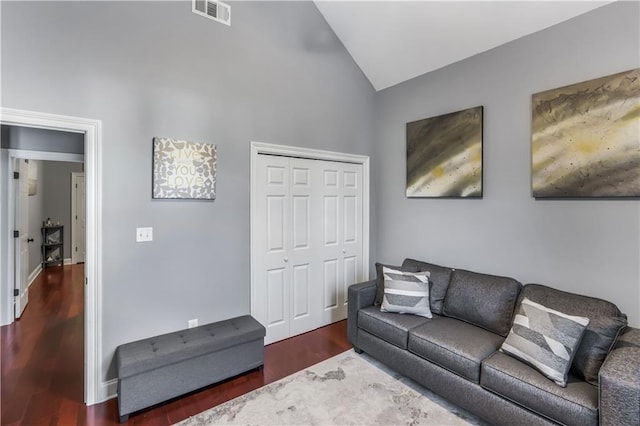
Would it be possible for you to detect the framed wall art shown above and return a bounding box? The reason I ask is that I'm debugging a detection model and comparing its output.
[531,68,640,198]
[152,137,217,200]
[406,106,483,198]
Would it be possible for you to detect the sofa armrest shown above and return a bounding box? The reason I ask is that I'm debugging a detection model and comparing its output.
[347,280,376,348]
[599,327,640,426]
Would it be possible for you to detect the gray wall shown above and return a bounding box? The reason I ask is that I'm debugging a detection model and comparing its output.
[373,1,640,326]
[1,125,84,154]
[0,126,9,145]
[42,161,83,261]
[1,0,375,383]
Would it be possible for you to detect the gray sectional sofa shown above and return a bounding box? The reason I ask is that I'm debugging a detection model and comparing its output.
[348,258,640,426]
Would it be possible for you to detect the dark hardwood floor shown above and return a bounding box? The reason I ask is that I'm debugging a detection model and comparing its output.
[1,264,352,425]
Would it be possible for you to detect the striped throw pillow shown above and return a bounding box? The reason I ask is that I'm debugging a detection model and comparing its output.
[380,267,432,318]
[500,298,590,387]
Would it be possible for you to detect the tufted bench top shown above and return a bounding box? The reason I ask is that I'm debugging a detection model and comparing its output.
[116,315,265,379]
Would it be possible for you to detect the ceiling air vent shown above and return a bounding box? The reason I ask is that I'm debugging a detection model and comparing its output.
[193,0,231,26]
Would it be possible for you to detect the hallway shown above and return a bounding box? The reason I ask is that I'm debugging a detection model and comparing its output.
[1,264,84,424]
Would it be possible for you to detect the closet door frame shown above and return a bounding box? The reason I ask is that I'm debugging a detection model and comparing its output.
[250,142,370,343]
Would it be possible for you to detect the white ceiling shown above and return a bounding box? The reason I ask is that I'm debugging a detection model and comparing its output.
[314,1,613,91]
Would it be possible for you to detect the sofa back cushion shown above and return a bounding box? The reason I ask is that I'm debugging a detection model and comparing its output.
[443,269,522,337]
[402,258,452,315]
[519,284,627,386]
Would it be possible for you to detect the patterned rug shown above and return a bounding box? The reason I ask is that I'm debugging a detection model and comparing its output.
[176,350,484,425]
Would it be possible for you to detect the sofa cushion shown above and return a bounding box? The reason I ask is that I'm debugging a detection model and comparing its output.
[481,351,598,426]
[408,316,504,383]
[520,284,627,386]
[402,258,452,315]
[380,267,432,318]
[500,298,589,387]
[575,316,627,385]
[443,269,521,337]
[374,262,419,306]
[358,306,430,349]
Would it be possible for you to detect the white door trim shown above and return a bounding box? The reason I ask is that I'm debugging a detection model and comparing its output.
[0,107,103,405]
[7,149,84,163]
[249,141,370,335]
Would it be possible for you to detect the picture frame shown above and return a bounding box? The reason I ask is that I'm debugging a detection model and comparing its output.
[152,137,217,200]
[406,106,483,198]
[531,68,640,198]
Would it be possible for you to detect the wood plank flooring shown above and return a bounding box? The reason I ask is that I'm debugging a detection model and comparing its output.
[1,264,351,425]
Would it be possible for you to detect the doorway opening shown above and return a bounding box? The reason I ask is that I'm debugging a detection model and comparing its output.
[0,107,102,405]
[9,155,84,319]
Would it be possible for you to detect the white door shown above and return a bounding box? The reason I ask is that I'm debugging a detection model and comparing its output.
[14,159,29,318]
[318,160,364,324]
[252,154,365,344]
[72,172,86,264]
[288,157,323,337]
[253,154,292,343]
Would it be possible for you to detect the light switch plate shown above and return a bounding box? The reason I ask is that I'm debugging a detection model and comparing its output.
[136,227,153,242]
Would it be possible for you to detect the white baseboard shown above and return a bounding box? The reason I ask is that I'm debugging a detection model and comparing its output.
[28,265,42,288]
[64,258,73,265]
[96,378,118,403]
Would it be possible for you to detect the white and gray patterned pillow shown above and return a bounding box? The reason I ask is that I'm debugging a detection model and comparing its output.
[380,267,432,318]
[500,297,590,387]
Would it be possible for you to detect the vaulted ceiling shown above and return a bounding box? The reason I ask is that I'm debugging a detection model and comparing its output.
[314,1,613,91]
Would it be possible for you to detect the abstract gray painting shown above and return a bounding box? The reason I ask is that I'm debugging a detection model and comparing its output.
[407,106,483,198]
[532,68,640,197]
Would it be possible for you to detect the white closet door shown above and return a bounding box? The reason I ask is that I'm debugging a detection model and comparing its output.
[253,154,291,343]
[288,158,322,336]
[318,160,364,324]
[253,154,364,344]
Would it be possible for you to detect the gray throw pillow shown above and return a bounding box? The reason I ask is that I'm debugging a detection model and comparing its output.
[519,283,628,387]
[380,267,432,318]
[401,259,453,315]
[500,298,589,387]
[374,262,419,306]
[570,315,627,386]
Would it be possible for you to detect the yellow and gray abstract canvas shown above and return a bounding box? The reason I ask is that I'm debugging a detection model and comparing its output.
[152,137,217,200]
[532,68,640,197]
[406,106,483,198]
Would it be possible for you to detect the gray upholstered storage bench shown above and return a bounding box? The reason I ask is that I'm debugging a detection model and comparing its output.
[115,315,265,422]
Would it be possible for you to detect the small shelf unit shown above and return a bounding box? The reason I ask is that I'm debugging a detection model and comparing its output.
[42,225,64,268]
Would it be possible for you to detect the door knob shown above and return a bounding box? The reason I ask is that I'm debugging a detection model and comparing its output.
[284,257,288,263]
[27,238,34,243]
[342,249,346,254]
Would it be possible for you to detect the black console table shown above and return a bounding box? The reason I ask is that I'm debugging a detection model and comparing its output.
[41,225,64,268]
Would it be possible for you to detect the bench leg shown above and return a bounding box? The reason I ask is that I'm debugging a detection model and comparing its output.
[119,414,129,423]
[353,346,363,354]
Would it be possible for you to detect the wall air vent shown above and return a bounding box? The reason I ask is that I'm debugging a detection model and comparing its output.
[193,0,231,26]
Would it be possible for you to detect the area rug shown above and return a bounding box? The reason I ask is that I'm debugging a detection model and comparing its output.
[176,350,483,425]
